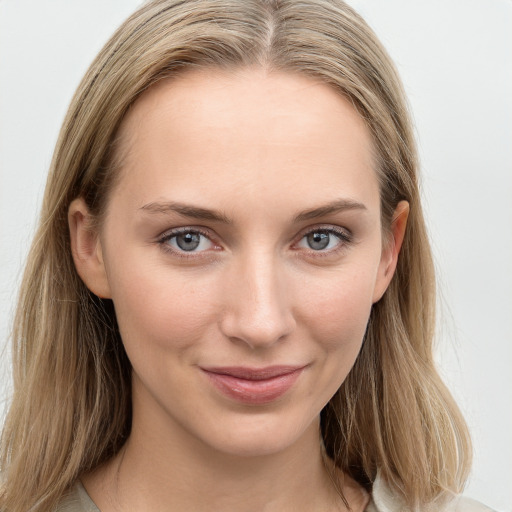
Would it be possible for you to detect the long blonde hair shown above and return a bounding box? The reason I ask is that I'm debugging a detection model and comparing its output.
[1,1,471,510]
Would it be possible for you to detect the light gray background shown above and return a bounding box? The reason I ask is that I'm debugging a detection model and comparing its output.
[0,1,510,510]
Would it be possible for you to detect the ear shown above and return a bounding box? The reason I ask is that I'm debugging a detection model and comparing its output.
[68,198,111,299]
[372,200,409,303]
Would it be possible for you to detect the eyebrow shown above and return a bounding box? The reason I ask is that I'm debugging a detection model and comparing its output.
[139,198,366,224]
[293,198,367,222]
[139,201,232,223]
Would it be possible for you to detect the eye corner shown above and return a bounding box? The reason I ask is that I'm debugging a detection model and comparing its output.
[292,225,353,257]
[156,226,223,258]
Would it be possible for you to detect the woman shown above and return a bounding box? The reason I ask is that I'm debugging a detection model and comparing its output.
[0,1,496,511]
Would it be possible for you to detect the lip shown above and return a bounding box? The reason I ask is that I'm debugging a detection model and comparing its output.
[201,365,306,405]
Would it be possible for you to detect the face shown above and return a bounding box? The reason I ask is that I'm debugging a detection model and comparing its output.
[70,68,404,458]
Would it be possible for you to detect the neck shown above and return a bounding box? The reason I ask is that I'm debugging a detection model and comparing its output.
[82,388,367,512]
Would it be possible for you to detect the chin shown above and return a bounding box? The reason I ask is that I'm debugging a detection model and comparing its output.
[193,411,320,459]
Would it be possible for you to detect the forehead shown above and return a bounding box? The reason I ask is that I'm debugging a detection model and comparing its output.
[112,67,379,215]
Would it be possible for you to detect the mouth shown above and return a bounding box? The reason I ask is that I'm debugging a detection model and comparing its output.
[200,365,306,405]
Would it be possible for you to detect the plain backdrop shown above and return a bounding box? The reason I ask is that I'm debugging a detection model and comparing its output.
[0,1,511,510]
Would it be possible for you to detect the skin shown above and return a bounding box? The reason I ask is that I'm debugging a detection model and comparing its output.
[69,67,408,512]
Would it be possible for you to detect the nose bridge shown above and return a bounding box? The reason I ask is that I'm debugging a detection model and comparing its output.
[220,248,295,348]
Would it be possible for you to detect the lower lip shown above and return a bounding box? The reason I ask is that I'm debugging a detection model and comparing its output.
[202,368,304,405]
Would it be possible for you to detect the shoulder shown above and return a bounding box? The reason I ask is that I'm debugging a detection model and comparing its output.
[54,481,99,512]
[368,473,496,512]
[448,496,498,512]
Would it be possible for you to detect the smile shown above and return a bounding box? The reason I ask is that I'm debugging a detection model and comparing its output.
[201,365,306,405]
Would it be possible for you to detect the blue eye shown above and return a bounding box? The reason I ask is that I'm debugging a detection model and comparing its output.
[161,229,214,253]
[297,229,348,251]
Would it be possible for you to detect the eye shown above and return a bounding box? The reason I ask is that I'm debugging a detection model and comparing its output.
[296,228,350,252]
[159,229,215,253]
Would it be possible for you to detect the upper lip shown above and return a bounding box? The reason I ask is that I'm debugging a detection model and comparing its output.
[201,365,306,381]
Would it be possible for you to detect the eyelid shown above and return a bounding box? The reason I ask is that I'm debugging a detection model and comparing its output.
[157,226,222,257]
[155,223,353,260]
[292,224,353,254]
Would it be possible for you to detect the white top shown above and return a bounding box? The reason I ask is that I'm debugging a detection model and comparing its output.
[55,475,496,512]
[366,475,496,512]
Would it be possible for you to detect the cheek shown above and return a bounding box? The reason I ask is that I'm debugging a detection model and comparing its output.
[107,258,220,353]
[290,267,376,410]
[297,265,377,351]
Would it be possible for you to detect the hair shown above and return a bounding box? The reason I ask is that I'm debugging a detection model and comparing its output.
[0,1,471,511]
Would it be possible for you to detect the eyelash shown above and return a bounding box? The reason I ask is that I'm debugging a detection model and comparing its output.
[295,226,353,258]
[157,227,219,259]
[156,225,353,259]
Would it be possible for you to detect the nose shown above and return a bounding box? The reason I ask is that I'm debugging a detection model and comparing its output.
[219,252,296,349]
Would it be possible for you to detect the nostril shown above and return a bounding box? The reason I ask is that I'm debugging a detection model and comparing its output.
[218,257,296,348]
[218,297,296,349]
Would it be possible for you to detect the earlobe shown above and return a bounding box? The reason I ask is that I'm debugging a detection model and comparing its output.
[372,200,409,303]
[68,198,111,299]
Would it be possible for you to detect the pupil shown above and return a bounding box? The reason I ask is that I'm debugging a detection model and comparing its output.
[307,231,329,250]
[176,232,201,251]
